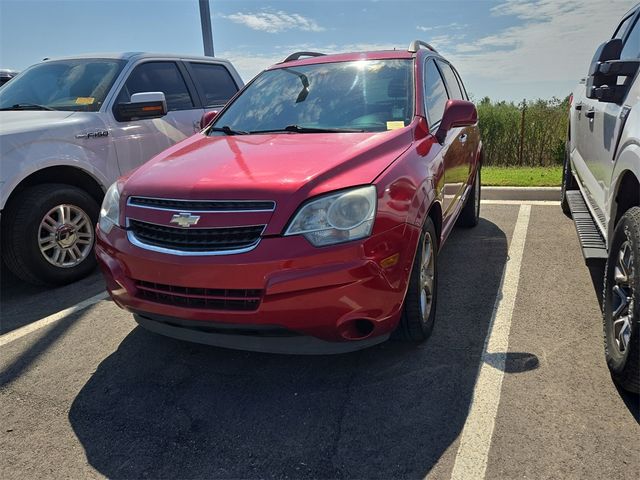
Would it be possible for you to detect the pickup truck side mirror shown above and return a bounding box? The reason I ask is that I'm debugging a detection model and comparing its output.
[117,92,167,121]
[435,99,477,144]
[200,110,219,129]
[586,39,640,104]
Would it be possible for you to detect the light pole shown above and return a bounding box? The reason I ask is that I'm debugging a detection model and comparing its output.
[199,0,215,57]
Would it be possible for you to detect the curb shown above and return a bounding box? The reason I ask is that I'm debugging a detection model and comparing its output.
[482,186,560,201]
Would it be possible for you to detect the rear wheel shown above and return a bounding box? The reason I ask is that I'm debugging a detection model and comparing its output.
[2,184,99,286]
[603,207,640,393]
[458,168,480,228]
[561,142,577,217]
[397,217,438,342]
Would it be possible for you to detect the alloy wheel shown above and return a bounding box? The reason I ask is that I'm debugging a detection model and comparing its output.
[38,204,94,268]
[419,232,435,321]
[611,241,635,354]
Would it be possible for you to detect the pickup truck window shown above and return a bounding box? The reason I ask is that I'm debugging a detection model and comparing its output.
[621,17,640,59]
[188,62,238,107]
[614,14,634,39]
[424,59,448,126]
[0,59,125,112]
[116,61,194,113]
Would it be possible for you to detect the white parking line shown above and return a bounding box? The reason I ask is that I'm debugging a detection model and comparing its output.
[448,204,532,480]
[0,291,108,347]
[482,200,559,206]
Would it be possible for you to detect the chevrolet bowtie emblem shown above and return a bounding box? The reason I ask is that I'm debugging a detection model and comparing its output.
[170,212,201,228]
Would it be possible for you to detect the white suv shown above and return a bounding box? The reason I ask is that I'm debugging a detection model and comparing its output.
[0,53,243,285]
[563,4,640,392]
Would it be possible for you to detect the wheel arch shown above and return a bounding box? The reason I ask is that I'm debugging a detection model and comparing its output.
[3,166,106,213]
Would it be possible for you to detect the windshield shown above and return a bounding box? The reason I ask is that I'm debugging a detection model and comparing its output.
[212,59,414,134]
[0,59,125,112]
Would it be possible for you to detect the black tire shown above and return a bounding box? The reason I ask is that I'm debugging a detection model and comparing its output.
[603,207,640,393]
[1,184,99,286]
[396,217,438,342]
[458,167,481,228]
[561,142,577,217]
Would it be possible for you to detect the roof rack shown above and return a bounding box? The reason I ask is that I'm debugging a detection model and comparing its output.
[282,51,326,63]
[407,40,438,54]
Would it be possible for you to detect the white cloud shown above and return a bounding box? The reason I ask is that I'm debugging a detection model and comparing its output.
[417,22,468,32]
[223,10,324,33]
[444,0,636,88]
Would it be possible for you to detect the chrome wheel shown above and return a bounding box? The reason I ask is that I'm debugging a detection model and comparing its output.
[419,232,436,320]
[611,241,634,354]
[38,204,94,268]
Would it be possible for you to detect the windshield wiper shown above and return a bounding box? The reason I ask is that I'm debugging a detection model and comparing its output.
[251,125,365,134]
[208,125,249,136]
[0,103,57,111]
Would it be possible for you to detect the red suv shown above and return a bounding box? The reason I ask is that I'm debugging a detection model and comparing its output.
[96,41,482,354]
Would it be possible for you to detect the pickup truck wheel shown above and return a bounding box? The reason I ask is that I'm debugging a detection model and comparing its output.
[561,144,578,217]
[603,207,640,393]
[396,217,438,342]
[1,184,99,286]
[458,168,481,228]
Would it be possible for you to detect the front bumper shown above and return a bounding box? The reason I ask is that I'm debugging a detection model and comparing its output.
[96,222,420,351]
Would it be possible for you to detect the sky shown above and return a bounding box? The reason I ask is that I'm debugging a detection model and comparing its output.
[0,0,637,101]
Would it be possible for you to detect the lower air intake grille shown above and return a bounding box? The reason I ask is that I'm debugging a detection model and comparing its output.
[135,280,263,311]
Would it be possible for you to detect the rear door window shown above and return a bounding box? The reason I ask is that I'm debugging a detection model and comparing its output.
[188,63,239,107]
[620,17,640,59]
[424,59,449,126]
[436,60,464,100]
[116,61,194,113]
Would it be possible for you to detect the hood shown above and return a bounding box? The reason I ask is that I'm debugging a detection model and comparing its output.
[0,111,76,135]
[123,127,414,224]
[126,128,413,197]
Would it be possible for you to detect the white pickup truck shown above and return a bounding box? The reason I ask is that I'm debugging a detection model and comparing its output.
[563,3,640,393]
[0,53,243,285]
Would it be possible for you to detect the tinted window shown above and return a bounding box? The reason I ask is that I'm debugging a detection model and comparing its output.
[436,60,464,100]
[0,59,125,112]
[117,62,193,112]
[451,66,468,100]
[424,59,448,125]
[212,59,414,133]
[614,14,634,39]
[621,17,640,59]
[189,63,238,106]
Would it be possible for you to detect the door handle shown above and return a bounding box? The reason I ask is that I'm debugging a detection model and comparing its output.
[585,108,595,119]
[574,103,582,111]
[458,133,468,143]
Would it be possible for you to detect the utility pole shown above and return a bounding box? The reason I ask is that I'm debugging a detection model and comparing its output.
[199,0,214,57]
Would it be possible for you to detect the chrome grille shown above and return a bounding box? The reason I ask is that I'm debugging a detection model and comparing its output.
[128,197,275,212]
[128,219,264,253]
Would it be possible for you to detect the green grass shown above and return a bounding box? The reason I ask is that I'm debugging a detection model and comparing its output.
[481,166,562,187]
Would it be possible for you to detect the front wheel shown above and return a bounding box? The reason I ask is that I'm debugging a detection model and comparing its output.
[603,207,640,393]
[2,184,99,286]
[396,217,438,342]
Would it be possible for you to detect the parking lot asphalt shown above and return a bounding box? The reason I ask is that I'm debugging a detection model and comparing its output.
[1,202,638,480]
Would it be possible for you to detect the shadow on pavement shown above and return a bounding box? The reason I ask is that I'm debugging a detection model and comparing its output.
[69,218,523,478]
[0,265,104,334]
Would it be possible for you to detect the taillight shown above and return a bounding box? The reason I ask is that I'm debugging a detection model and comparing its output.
[569,93,573,108]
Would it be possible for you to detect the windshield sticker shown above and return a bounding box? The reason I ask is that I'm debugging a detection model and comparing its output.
[75,97,95,105]
[386,121,405,130]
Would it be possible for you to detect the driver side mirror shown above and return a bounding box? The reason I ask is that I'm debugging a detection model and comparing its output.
[586,39,639,104]
[200,110,219,129]
[435,99,478,144]
[117,92,167,121]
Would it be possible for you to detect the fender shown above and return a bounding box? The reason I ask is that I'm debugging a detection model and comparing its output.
[607,141,640,241]
[0,140,112,210]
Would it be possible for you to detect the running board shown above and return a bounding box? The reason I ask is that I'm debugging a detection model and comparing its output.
[566,190,608,262]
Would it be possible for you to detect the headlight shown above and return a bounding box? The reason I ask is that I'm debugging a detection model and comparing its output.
[99,182,121,234]
[285,186,377,246]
